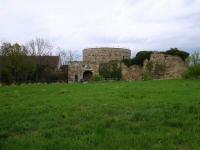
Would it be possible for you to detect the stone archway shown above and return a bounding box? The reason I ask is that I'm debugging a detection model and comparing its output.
[83,71,93,81]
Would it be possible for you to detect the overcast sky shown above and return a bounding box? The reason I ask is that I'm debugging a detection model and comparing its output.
[0,0,200,54]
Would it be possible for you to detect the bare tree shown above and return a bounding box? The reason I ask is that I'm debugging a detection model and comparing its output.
[190,51,200,66]
[57,48,68,65]
[26,38,53,56]
[25,38,53,82]
[67,50,77,63]
[0,40,3,47]
[0,39,7,55]
[57,48,81,65]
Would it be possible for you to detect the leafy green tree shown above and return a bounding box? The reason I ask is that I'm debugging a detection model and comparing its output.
[132,51,153,66]
[0,43,36,84]
[184,51,200,79]
[122,51,153,67]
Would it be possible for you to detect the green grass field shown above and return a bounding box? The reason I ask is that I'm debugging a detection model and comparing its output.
[0,80,200,150]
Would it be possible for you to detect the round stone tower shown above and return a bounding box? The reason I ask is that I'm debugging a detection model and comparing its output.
[83,47,131,64]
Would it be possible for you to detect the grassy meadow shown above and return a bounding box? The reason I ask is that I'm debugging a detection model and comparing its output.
[0,80,200,150]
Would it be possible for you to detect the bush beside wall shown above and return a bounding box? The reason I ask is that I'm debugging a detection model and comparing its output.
[184,64,200,79]
[99,61,122,80]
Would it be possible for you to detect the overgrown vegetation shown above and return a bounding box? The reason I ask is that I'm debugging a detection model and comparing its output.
[184,51,200,79]
[184,64,200,79]
[123,48,189,67]
[0,40,67,85]
[99,61,122,80]
[145,61,153,72]
[143,61,154,80]
[123,51,153,67]
[0,80,200,149]
[190,51,200,66]
[143,72,153,81]
[165,48,189,61]
[92,75,103,81]
[132,51,153,66]
[122,59,132,67]
[0,43,36,84]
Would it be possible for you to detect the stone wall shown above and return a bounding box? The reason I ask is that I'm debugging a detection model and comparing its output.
[83,48,131,64]
[121,64,143,81]
[68,50,188,82]
[144,53,188,79]
[68,62,99,82]
[164,55,188,79]
[121,53,188,81]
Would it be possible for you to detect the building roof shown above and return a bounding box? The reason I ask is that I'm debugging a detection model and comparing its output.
[29,56,60,68]
[0,56,60,69]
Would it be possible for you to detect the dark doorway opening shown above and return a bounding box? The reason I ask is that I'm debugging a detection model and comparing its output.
[75,75,78,82]
[83,71,93,81]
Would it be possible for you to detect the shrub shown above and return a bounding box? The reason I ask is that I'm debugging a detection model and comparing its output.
[145,61,153,72]
[165,48,189,61]
[143,61,153,80]
[122,59,132,67]
[132,51,153,66]
[1,68,14,84]
[41,71,68,83]
[47,72,59,83]
[122,51,153,67]
[190,51,200,66]
[92,75,103,82]
[99,61,122,80]
[143,72,153,81]
[123,49,189,68]
[184,64,200,79]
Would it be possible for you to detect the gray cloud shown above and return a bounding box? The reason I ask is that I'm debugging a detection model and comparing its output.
[0,0,200,53]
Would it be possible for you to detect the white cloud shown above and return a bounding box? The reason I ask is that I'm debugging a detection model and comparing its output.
[0,0,200,53]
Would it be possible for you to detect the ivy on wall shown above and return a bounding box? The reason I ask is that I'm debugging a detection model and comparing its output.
[123,48,189,67]
[99,61,122,80]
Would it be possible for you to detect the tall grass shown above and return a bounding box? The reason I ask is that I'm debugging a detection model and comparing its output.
[0,80,200,149]
[184,64,200,79]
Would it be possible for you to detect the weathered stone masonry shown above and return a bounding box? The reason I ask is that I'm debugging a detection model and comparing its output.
[121,53,188,81]
[144,53,188,79]
[68,62,99,82]
[83,48,131,63]
[68,48,188,82]
[68,47,131,82]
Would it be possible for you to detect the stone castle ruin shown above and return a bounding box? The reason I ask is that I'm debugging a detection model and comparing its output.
[83,48,131,64]
[122,53,188,81]
[68,48,131,82]
[68,48,188,82]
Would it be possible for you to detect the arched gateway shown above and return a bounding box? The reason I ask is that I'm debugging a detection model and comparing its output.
[83,71,93,81]
[67,47,131,82]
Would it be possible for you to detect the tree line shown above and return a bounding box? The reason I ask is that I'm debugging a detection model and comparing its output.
[0,38,78,85]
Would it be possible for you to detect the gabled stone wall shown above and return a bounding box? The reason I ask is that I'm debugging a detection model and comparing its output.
[144,53,188,79]
[121,64,143,81]
[121,53,189,81]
